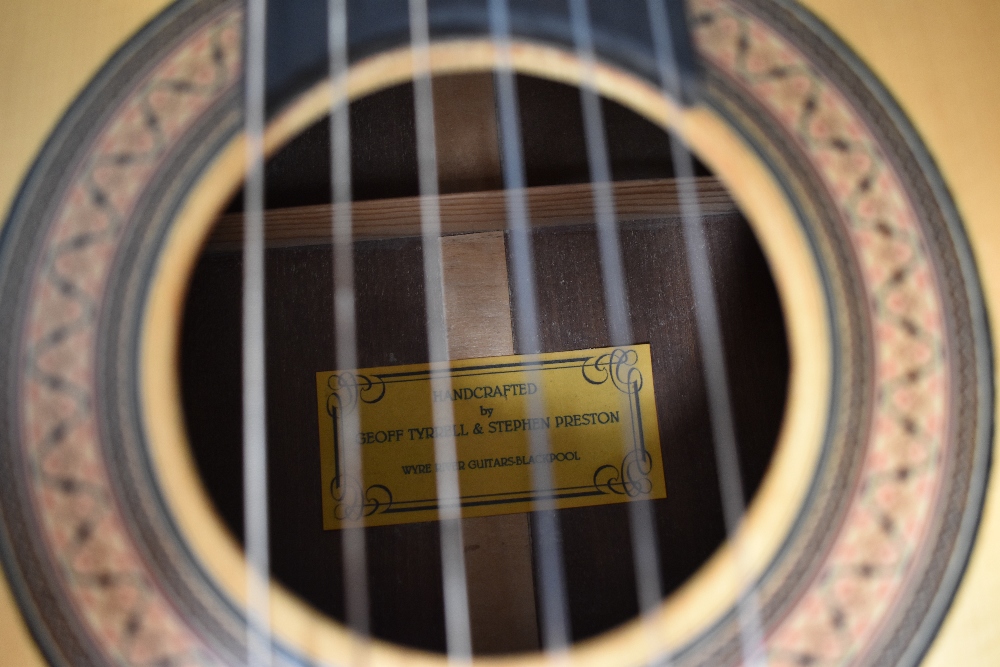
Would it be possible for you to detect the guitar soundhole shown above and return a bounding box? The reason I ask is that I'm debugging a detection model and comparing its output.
[179,74,789,654]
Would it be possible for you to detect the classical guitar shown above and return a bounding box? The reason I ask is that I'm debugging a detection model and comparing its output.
[0,0,997,666]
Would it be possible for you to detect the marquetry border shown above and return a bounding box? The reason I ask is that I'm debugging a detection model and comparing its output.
[0,0,989,666]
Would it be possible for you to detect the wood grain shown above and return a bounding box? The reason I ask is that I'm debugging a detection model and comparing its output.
[0,5,175,663]
[180,238,455,652]
[435,74,541,655]
[433,75,505,195]
[206,177,734,249]
[442,231,515,360]
[510,214,788,642]
[7,1,1000,660]
[790,2,1000,662]
[442,231,541,654]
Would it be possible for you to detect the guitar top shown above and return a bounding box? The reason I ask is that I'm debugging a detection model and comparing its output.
[0,0,1000,666]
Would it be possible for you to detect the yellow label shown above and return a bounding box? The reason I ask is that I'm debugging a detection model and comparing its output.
[316,344,665,529]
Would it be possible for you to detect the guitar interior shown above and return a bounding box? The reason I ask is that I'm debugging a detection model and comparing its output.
[179,73,789,655]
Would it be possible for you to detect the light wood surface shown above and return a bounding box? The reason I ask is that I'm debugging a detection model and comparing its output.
[0,0,173,224]
[0,4,174,663]
[793,0,1000,662]
[3,0,1000,663]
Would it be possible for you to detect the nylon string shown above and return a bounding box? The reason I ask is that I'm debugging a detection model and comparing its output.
[251,4,767,665]
[408,0,474,660]
[646,0,767,664]
[568,0,667,642]
[328,0,372,661]
[488,0,572,655]
[242,0,272,663]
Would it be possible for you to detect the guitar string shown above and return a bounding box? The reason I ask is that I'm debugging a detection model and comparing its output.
[488,0,573,653]
[645,0,767,663]
[329,0,373,658]
[257,3,764,664]
[242,0,272,662]
[567,0,667,645]
[408,0,474,660]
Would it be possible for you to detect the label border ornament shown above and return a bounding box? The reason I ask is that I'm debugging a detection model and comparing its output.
[319,347,661,525]
[583,349,654,497]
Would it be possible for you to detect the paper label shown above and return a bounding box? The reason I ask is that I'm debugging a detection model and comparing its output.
[316,344,665,529]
